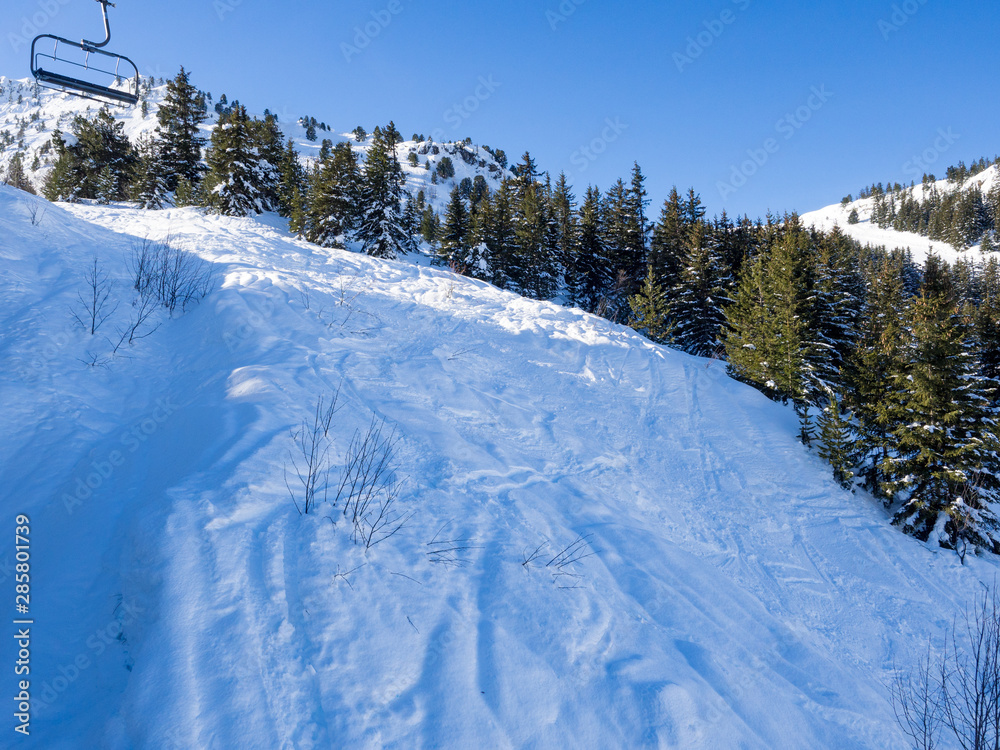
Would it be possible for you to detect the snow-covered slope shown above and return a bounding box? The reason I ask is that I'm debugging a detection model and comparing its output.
[0,76,509,213]
[802,165,1000,263]
[1,185,997,748]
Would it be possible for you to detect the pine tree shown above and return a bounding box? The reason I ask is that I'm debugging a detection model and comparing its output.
[476,180,517,289]
[440,186,472,269]
[885,255,1000,551]
[845,253,909,499]
[174,176,195,207]
[94,166,116,204]
[816,388,860,490]
[131,133,168,209]
[649,187,687,293]
[575,185,612,313]
[250,113,285,212]
[356,122,413,259]
[420,205,439,245]
[552,172,578,300]
[202,103,266,216]
[43,111,136,202]
[670,222,731,357]
[723,227,812,403]
[305,141,360,247]
[156,67,207,191]
[629,265,672,344]
[3,151,35,194]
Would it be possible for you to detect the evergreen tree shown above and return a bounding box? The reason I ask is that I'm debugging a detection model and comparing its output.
[477,180,517,289]
[816,387,860,490]
[649,187,687,292]
[94,166,116,204]
[629,265,672,344]
[249,113,286,212]
[155,67,207,191]
[552,172,578,300]
[845,254,908,498]
[43,111,136,202]
[131,133,169,209]
[575,185,612,313]
[305,141,360,247]
[174,176,195,207]
[884,254,1000,551]
[723,227,812,403]
[3,151,34,194]
[440,185,472,269]
[202,103,267,216]
[420,205,439,245]
[670,221,731,357]
[356,122,413,258]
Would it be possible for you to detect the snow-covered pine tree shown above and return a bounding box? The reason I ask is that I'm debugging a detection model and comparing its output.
[648,187,687,294]
[885,254,1000,552]
[131,133,169,209]
[628,265,672,344]
[816,387,860,490]
[156,67,207,191]
[440,185,472,270]
[44,111,136,202]
[305,141,360,247]
[94,166,116,204]
[976,257,1000,396]
[250,113,285,212]
[723,225,812,403]
[575,185,612,314]
[202,103,266,216]
[670,221,731,357]
[3,151,34,194]
[552,173,579,303]
[844,253,909,500]
[475,180,517,288]
[356,123,413,259]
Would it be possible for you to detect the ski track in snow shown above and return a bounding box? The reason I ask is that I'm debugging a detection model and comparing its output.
[0,187,994,749]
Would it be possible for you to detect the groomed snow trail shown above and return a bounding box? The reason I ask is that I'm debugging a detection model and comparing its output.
[0,186,994,749]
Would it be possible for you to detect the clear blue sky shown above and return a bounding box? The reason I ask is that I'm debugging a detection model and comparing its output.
[4,0,998,219]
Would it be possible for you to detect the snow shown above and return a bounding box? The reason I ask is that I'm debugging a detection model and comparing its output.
[0,76,510,216]
[2,184,999,748]
[801,165,1000,264]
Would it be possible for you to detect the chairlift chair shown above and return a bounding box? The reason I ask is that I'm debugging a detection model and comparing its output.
[30,0,140,108]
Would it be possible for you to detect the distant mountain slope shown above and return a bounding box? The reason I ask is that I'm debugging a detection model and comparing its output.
[1,182,996,748]
[802,165,999,263]
[0,75,511,214]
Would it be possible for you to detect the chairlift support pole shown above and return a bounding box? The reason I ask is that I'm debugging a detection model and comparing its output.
[83,0,115,50]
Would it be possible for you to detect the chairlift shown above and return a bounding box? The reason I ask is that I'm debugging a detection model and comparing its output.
[30,0,140,108]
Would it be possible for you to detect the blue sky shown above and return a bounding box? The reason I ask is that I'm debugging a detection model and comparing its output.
[4,0,998,219]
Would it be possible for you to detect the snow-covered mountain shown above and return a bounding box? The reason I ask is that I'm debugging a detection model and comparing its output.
[0,75,511,213]
[1,179,996,749]
[802,165,1000,263]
